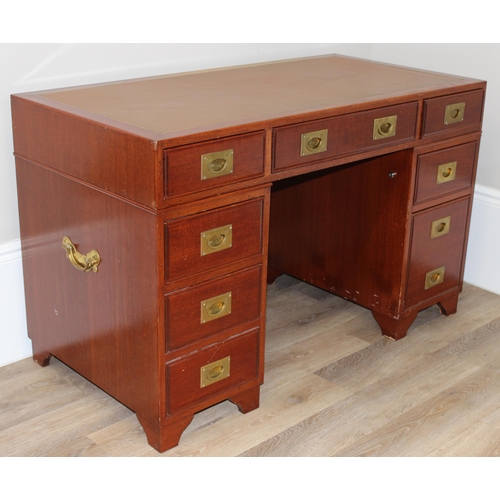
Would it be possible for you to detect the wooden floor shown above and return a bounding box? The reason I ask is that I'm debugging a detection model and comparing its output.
[2,277,500,457]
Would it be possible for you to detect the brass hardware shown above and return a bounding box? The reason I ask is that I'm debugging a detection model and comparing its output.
[436,161,457,184]
[425,266,445,290]
[200,356,231,387]
[373,115,397,140]
[201,149,234,180]
[300,129,328,156]
[201,291,232,323]
[201,224,233,255]
[61,236,101,273]
[444,102,465,125]
[431,216,451,239]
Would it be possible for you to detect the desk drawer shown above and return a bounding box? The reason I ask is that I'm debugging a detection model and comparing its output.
[405,197,470,307]
[414,141,477,205]
[166,328,259,415]
[164,198,263,282]
[273,102,418,171]
[165,266,261,351]
[164,132,265,198]
[422,90,484,138]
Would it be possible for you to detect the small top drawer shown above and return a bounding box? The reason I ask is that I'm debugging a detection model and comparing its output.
[164,198,264,282]
[164,131,265,198]
[273,102,418,171]
[422,90,484,138]
[414,141,478,205]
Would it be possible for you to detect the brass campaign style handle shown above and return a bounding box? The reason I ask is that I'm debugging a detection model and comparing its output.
[62,236,101,273]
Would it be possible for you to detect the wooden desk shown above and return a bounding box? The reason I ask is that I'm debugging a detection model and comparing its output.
[11,55,486,452]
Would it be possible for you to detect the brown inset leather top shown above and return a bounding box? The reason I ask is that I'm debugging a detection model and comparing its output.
[31,54,483,137]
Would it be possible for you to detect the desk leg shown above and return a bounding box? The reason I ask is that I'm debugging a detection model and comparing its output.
[438,294,459,316]
[371,310,419,340]
[137,414,195,453]
[31,336,52,367]
[230,385,260,414]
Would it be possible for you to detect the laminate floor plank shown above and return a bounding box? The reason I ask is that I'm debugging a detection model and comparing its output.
[332,363,500,456]
[265,281,363,353]
[240,350,481,456]
[315,287,500,393]
[0,391,131,456]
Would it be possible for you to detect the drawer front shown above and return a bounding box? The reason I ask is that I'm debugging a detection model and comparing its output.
[165,266,261,351]
[166,328,259,414]
[414,141,477,205]
[164,132,265,198]
[273,102,418,171]
[406,198,470,308]
[165,198,263,282]
[422,90,484,137]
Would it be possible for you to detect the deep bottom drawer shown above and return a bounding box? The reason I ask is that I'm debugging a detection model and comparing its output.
[165,328,259,415]
[406,197,470,307]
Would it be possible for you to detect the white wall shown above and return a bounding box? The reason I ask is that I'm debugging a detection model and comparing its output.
[1,43,499,367]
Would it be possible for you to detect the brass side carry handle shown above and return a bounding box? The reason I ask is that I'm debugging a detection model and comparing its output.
[62,236,101,273]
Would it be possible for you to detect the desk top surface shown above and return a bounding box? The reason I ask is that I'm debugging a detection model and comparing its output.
[21,54,484,139]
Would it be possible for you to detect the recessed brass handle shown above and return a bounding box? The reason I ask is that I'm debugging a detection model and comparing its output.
[201,149,234,180]
[200,356,231,387]
[444,102,465,125]
[61,236,101,273]
[201,224,233,255]
[425,266,445,290]
[436,161,457,184]
[201,291,232,323]
[300,129,328,156]
[373,115,397,140]
[431,216,451,239]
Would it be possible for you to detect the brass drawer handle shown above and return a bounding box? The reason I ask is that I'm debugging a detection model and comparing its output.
[200,356,231,387]
[300,129,328,156]
[436,161,457,184]
[444,102,465,125]
[425,266,445,290]
[61,236,101,273]
[201,292,232,323]
[201,224,233,255]
[201,149,234,180]
[431,216,451,239]
[373,115,397,140]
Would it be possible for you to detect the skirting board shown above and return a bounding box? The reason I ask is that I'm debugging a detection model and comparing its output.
[1,184,499,367]
[463,184,500,296]
[0,239,31,367]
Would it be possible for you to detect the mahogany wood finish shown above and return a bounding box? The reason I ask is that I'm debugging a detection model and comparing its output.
[273,102,418,171]
[11,55,486,452]
[414,141,477,205]
[269,150,415,316]
[164,131,265,198]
